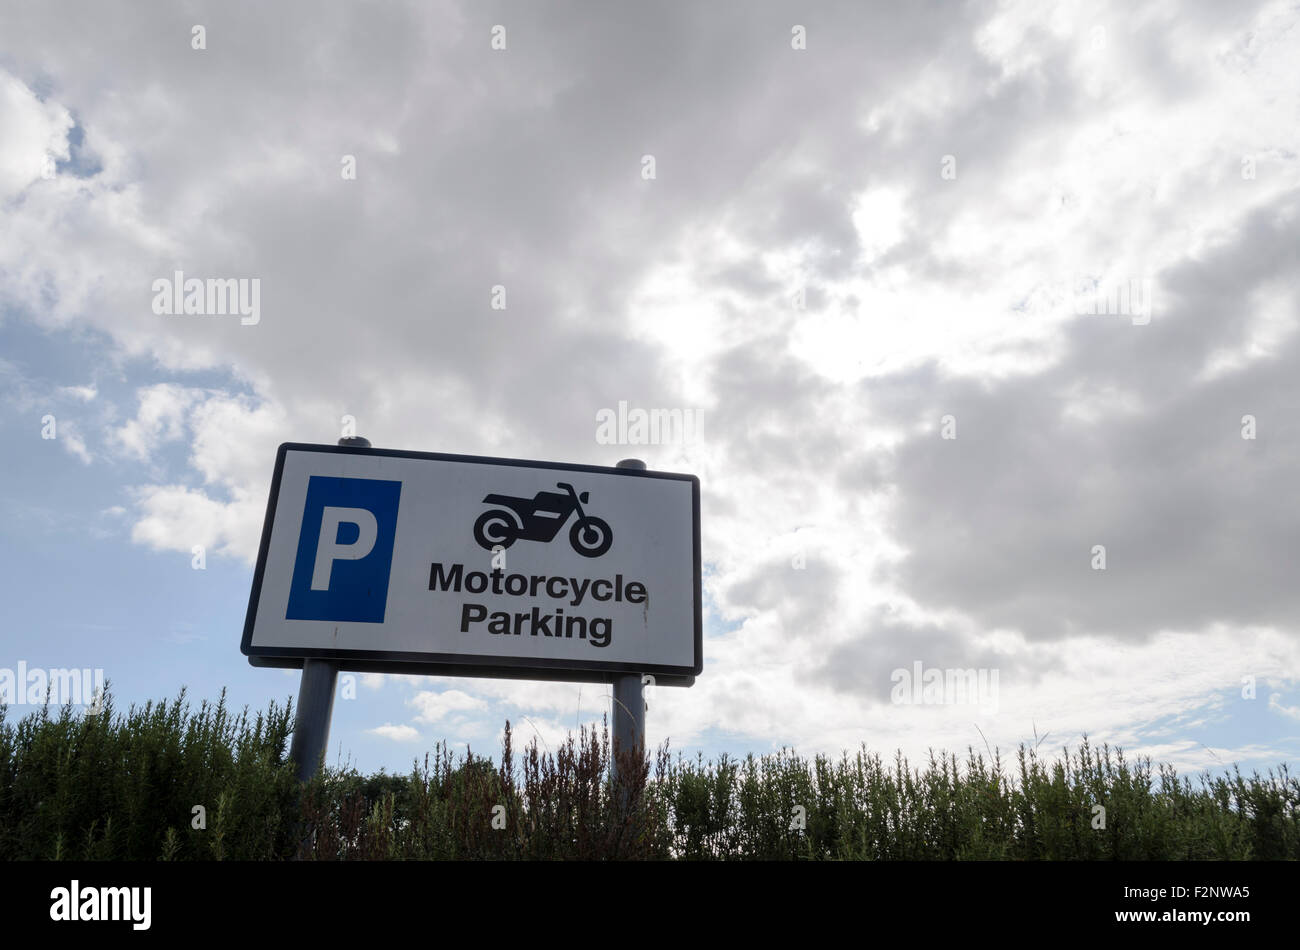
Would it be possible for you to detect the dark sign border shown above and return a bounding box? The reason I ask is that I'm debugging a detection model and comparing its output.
[242,442,702,686]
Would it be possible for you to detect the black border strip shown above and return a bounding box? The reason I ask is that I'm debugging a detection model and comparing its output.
[240,442,703,685]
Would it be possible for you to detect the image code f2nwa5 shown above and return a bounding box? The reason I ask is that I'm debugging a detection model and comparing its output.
[241,443,702,682]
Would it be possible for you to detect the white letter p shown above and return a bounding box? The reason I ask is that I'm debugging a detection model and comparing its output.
[311,507,378,590]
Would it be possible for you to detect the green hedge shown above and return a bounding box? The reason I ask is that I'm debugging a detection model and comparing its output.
[1,688,1295,860]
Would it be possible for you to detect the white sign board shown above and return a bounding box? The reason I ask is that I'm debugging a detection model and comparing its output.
[242,443,702,684]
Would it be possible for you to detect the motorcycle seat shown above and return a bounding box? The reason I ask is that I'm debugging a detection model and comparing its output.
[529,492,571,514]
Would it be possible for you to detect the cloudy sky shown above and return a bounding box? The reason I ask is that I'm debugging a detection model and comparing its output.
[2,0,1297,778]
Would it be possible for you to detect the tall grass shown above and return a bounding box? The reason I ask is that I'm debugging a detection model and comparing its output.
[0,685,299,860]
[2,688,1296,860]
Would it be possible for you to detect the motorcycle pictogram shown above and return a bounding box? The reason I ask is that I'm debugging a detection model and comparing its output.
[473,482,614,558]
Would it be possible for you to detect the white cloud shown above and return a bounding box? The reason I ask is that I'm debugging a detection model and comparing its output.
[112,384,202,461]
[368,723,421,742]
[409,689,489,724]
[1268,694,1300,722]
[57,385,97,402]
[61,426,91,464]
[115,387,286,562]
[129,485,231,555]
[0,70,72,200]
[499,716,607,756]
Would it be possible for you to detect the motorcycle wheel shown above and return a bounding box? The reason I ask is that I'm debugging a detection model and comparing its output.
[569,516,613,558]
[474,510,519,551]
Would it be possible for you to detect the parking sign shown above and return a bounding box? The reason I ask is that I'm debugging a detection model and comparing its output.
[242,443,702,684]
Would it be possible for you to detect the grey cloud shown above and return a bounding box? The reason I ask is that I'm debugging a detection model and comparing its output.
[868,193,1300,639]
[809,608,1014,702]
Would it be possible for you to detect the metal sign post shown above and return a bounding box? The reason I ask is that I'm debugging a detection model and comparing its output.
[287,656,338,782]
[611,458,647,779]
